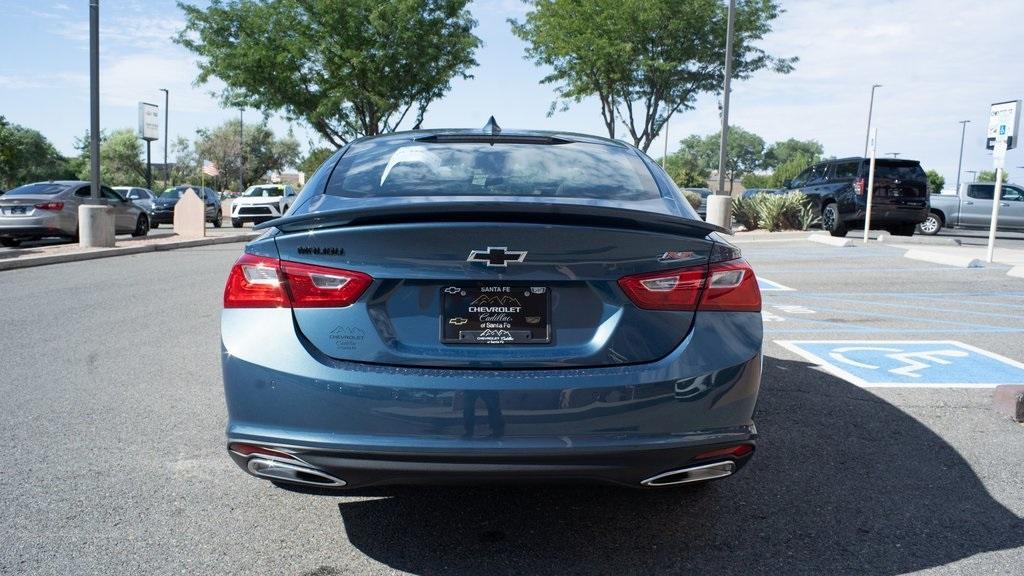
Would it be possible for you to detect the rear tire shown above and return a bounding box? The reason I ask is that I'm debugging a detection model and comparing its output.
[231,218,243,228]
[916,213,942,235]
[131,214,150,237]
[821,203,847,237]
[0,238,22,248]
[212,210,223,228]
[887,223,916,237]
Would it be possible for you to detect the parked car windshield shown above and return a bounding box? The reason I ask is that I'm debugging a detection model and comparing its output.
[243,186,284,197]
[4,183,70,196]
[161,187,203,199]
[325,139,660,201]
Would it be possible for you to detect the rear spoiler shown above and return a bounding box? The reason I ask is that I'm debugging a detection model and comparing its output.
[255,201,730,237]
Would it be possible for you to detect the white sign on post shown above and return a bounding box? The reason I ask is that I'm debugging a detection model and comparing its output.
[138,102,160,141]
[985,100,1017,263]
[986,100,1020,150]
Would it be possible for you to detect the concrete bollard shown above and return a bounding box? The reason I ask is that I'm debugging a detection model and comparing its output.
[78,204,115,248]
[705,195,733,231]
[993,386,1024,423]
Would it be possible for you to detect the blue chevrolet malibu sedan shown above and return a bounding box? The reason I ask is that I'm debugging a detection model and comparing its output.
[221,122,763,490]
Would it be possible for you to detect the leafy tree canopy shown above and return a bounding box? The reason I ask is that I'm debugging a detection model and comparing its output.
[511,0,794,151]
[194,120,300,191]
[976,169,1007,183]
[925,169,945,194]
[75,128,148,186]
[177,0,480,147]
[763,138,822,170]
[298,147,336,180]
[0,116,74,189]
[667,126,765,190]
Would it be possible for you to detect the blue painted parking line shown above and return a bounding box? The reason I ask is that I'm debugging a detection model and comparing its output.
[757,277,794,292]
[775,340,1024,388]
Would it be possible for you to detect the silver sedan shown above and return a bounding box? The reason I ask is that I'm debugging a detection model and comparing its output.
[0,180,150,247]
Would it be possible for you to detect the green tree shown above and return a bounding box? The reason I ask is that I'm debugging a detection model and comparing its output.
[298,147,335,179]
[177,0,480,147]
[769,152,815,188]
[169,136,200,190]
[511,0,794,151]
[667,127,765,191]
[977,170,1007,183]
[763,138,823,170]
[194,120,300,191]
[925,169,945,194]
[75,128,147,186]
[0,116,74,189]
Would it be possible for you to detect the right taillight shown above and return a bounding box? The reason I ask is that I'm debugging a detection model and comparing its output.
[618,258,761,312]
[223,253,372,309]
[853,177,865,196]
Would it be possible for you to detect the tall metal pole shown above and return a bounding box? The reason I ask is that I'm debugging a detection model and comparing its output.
[160,88,169,188]
[955,120,970,191]
[239,108,244,193]
[662,118,668,169]
[716,0,736,198]
[146,140,152,190]
[89,0,100,200]
[863,84,882,157]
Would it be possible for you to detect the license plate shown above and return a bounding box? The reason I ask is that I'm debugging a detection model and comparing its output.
[5,206,27,215]
[441,285,550,344]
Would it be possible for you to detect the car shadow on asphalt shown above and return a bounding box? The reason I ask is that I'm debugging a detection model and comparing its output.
[322,357,1024,575]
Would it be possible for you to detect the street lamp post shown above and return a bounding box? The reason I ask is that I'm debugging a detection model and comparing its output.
[238,107,244,194]
[708,0,737,230]
[159,88,169,188]
[965,170,978,182]
[863,84,882,157]
[955,120,970,192]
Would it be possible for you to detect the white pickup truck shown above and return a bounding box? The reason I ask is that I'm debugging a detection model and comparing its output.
[919,181,1024,235]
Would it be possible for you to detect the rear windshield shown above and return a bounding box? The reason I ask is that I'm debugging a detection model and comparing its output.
[324,139,660,201]
[869,161,926,181]
[5,183,69,196]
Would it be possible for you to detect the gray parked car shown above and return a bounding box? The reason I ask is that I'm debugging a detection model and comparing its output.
[920,182,1024,235]
[113,186,157,214]
[0,181,150,247]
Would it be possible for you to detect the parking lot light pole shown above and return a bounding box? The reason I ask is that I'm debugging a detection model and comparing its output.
[708,0,737,230]
[238,107,244,194]
[954,120,970,191]
[80,0,114,247]
[863,84,882,157]
[160,88,169,188]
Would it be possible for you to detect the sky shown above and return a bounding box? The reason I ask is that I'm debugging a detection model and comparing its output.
[1,0,1022,184]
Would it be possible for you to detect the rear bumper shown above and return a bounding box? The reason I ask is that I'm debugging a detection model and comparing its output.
[0,214,73,238]
[845,204,928,224]
[221,308,763,489]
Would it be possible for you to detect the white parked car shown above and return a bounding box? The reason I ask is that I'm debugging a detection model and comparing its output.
[230,184,297,227]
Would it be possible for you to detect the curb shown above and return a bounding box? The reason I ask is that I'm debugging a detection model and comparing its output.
[0,233,256,272]
[902,249,983,269]
[993,385,1024,423]
[1008,266,1024,278]
[807,234,854,247]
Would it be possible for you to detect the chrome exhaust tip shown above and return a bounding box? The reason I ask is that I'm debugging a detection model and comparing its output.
[246,457,347,487]
[640,461,735,487]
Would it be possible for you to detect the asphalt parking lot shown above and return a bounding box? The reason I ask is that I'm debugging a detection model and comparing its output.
[1,237,1023,575]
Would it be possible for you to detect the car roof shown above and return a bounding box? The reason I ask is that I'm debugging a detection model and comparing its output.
[348,127,632,150]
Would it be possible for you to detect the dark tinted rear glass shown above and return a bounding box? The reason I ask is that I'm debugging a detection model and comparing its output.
[833,162,859,179]
[325,139,660,201]
[871,161,926,181]
[5,183,69,196]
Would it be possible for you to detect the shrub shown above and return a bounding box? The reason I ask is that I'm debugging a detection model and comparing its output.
[732,191,813,231]
[682,190,702,211]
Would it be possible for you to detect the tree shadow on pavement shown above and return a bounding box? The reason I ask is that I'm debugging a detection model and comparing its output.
[333,357,1024,575]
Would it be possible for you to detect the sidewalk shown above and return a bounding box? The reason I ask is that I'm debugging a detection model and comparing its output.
[0,227,256,271]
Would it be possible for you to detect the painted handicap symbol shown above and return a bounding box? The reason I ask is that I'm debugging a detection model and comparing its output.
[776,340,1024,387]
[827,346,969,378]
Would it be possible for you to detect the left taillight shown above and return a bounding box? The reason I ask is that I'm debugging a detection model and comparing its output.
[618,258,761,312]
[223,253,372,309]
[34,202,64,211]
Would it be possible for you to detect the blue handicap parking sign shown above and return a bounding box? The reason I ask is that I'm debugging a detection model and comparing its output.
[776,340,1024,387]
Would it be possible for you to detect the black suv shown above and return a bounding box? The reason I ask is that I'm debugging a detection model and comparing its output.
[783,157,929,237]
[151,185,223,228]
